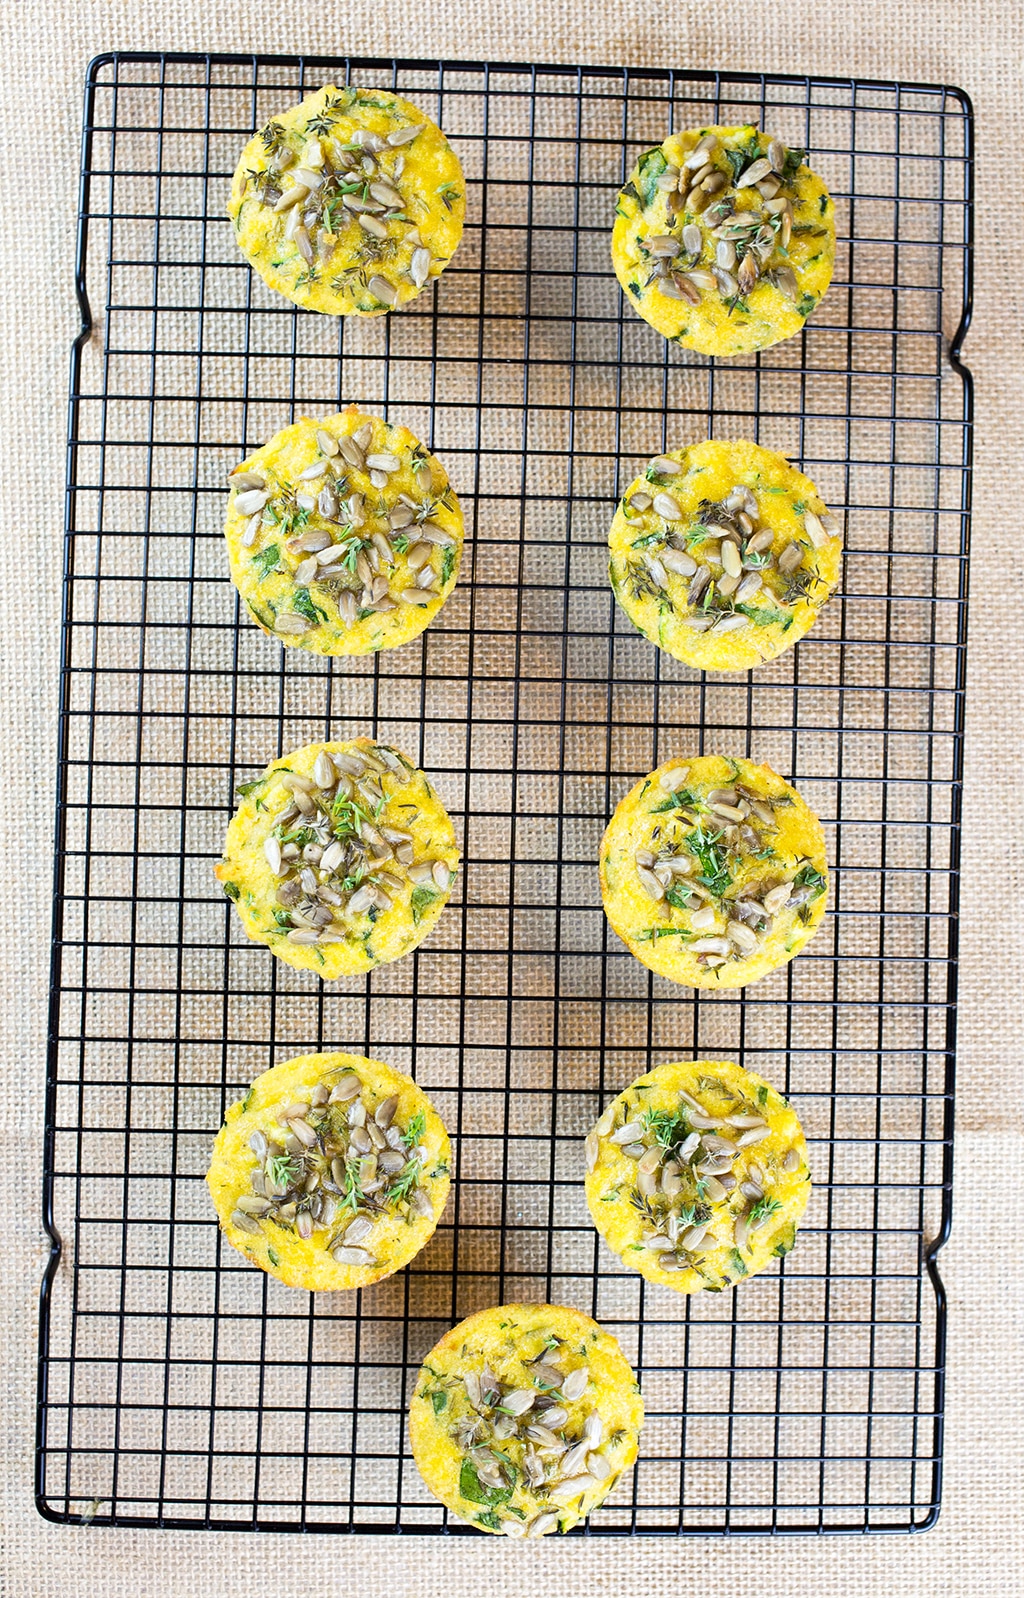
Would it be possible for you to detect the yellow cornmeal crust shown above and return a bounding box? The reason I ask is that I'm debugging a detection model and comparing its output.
[215,737,460,979]
[599,754,828,990]
[409,1303,644,1536]
[207,1051,450,1291]
[225,408,463,656]
[611,125,835,357]
[609,440,842,673]
[229,83,464,315]
[584,1059,810,1295]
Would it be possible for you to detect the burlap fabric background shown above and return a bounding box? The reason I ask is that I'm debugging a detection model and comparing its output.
[2,2,1021,1593]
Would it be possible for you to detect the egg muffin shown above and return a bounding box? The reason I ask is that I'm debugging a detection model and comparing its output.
[215,737,460,978]
[409,1303,643,1536]
[585,1058,810,1294]
[207,1051,451,1290]
[609,439,842,672]
[612,125,835,357]
[600,754,828,989]
[226,408,462,655]
[228,83,465,315]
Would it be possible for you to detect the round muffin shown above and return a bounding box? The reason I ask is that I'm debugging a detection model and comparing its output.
[600,754,828,989]
[612,124,835,357]
[409,1303,643,1536]
[226,408,462,656]
[207,1051,451,1291]
[228,83,465,315]
[215,737,460,978]
[584,1058,810,1294]
[609,439,842,672]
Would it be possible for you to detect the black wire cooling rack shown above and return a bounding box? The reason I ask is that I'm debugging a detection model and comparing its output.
[38,52,973,1536]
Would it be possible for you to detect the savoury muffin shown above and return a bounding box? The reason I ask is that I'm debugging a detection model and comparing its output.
[585,1058,810,1294]
[600,754,828,989]
[612,125,835,357]
[226,408,462,655]
[229,83,465,315]
[609,439,842,672]
[409,1303,643,1536]
[215,737,460,978]
[207,1051,450,1290]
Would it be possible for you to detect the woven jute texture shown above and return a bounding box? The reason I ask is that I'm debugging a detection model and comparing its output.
[2,1,1022,1592]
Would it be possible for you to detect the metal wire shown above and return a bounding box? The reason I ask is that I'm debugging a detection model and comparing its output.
[37,52,973,1535]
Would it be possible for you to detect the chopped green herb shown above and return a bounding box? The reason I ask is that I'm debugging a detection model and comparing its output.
[250,543,281,579]
[781,146,805,185]
[729,1247,748,1277]
[440,546,456,585]
[292,587,328,625]
[267,1155,299,1190]
[222,880,240,902]
[410,883,440,925]
[685,822,732,898]
[267,1246,280,1266]
[459,1458,514,1507]
[635,147,668,208]
[402,1111,427,1149]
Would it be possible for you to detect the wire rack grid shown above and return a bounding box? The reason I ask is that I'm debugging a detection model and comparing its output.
[38,52,973,1536]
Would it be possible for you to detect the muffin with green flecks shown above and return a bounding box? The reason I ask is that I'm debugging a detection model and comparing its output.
[409,1303,644,1536]
[229,82,465,316]
[585,1057,811,1294]
[225,406,462,656]
[612,124,835,356]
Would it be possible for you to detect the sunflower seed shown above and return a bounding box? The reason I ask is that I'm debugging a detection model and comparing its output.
[778,542,804,575]
[276,613,314,640]
[804,509,829,548]
[690,936,732,955]
[714,613,748,633]
[688,566,711,606]
[231,1209,263,1235]
[234,486,270,517]
[560,1366,588,1402]
[559,1439,592,1477]
[418,521,455,545]
[737,1125,771,1147]
[501,1388,536,1416]
[760,881,793,916]
[611,1119,645,1145]
[332,1245,376,1267]
[644,1233,674,1252]
[718,539,742,579]
[398,587,435,606]
[737,253,760,295]
[368,274,398,307]
[651,491,682,521]
[406,245,432,288]
[766,137,787,175]
[667,273,700,304]
[387,123,424,146]
[771,264,799,301]
[308,753,334,792]
[782,1148,801,1174]
[734,156,772,189]
[548,1474,598,1504]
[637,865,665,901]
[683,134,719,169]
